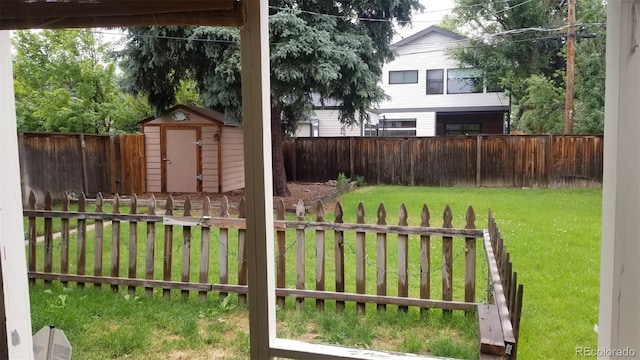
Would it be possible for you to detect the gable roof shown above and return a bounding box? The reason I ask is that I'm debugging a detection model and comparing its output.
[390,25,466,50]
[138,104,231,126]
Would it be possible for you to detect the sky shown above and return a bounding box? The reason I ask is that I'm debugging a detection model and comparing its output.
[393,0,456,43]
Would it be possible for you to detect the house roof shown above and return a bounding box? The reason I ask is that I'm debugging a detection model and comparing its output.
[0,0,246,30]
[390,25,466,49]
[138,104,232,126]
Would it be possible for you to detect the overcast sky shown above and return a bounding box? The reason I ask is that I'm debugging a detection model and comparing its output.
[393,0,456,42]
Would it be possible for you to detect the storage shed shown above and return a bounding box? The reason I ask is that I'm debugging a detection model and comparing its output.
[139,105,244,193]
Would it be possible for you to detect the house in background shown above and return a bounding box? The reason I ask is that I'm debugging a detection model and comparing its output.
[295,25,510,138]
[139,104,244,194]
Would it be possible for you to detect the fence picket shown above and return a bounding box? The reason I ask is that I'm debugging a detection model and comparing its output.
[334,202,345,312]
[60,192,70,286]
[182,197,193,299]
[238,198,247,305]
[110,194,121,292]
[145,195,156,297]
[94,192,104,288]
[315,201,326,311]
[199,197,211,302]
[43,191,53,285]
[376,203,387,312]
[219,196,230,300]
[465,206,476,314]
[356,202,366,314]
[27,191,36,285]
[77,192,87,289]
[397,204,409,313]
[295,200,305,311]
[162,196,174,299]
[127,194,138,295]
[420,204,431,314]
[442,205,453,316]
[276,199,286,308]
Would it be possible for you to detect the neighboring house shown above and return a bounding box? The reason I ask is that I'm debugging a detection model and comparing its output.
[139,104,245,194]
[296,26,510,137]
[294,95,378,137]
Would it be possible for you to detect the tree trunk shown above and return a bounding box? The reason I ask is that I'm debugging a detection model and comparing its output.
[271,102,291,196]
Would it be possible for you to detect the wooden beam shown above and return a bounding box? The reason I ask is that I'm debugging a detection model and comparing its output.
[483,230,515,347]
[28,272,213,291]
[477,303,506,356]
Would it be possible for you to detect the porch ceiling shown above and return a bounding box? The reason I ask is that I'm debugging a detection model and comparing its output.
[0,0,246,30]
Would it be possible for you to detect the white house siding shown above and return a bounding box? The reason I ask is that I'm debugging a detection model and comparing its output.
[375,111,436,136]
[220,127,245,192]
[201,125,220,192]
[144,126,161,192]
[313,109,363,137]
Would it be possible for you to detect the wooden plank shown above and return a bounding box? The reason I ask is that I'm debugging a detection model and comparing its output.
[397,204,409,313]
[476,135,483,186]
[219,196,230,300]
[110,194,121,292]
[465,206,477,313]
[376,203,387,312]
[43,191,53,285]
[420,204,431,314]
[60,192,70,286]
[77,192,87,289]
[442,205,453,317]
[477,303,506,356]
[199,197,212,302]
[23,210,165,223]
[276,199,286,308]
[145,195,156,297]
[27,191,36,286]
[355,202,366,314]
[94,193,104,288]
[315,201,326,311]
[295,200,305,311]
[334,202,345,312]
[28,272,212,291]
[237,198,247,305]
[181,197,193,299]
[128,195,138,295]
[162,196,174,299]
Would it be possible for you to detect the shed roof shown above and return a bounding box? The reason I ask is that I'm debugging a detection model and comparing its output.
[138,104,234,126]
[0,0,245,30]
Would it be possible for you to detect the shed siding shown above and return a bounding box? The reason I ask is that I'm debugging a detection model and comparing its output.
[201,125,219,192]
[144,126,161,192]
[221,127,245,192]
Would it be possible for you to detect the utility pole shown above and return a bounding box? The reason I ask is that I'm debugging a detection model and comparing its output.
[564,0,576,134]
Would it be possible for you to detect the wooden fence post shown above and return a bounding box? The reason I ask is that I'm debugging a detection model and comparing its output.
[60,191,70,287]
[238,198,247,305]
[376,203,387,312]
[110,194,121,292]
[315,201,325,311]
[181,197,193,299]
[128,194,138,295]
[77,192,87,289]
[199,197,211,302]
[219,196,230,300]
[397,204,409,313]
[356,202,366,314]
[334,202,345,312]
[295,200,305,311]
[162,196,174,299]
[442,205,453,317]
[94,193,104,289]
[276,199,286,308]
[465,206,476,315]
[27,191,36,285]
[145,195,156,298]
[43,191,53,286]
[420,204,431,315]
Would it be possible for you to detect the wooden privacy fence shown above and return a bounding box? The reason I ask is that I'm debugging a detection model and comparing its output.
[18,132,146,203]
[24,190,523,359]
[283,135,603,188]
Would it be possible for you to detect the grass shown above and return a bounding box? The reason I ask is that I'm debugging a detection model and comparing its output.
[27,186,602,359]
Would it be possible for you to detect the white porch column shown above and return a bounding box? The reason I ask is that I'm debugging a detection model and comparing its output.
[0,31,35,359]
[598,0,640,358]
[239,0,276,359]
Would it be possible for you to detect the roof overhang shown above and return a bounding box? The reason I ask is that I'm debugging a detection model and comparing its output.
[0,0,246,30]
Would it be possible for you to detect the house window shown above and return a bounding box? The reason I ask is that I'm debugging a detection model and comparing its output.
[445,123,482,135]
[389,70,418,84]
[447,68,483,94]
[364,123,378,136]
[426,69,444,94]
[379,118,417,136]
